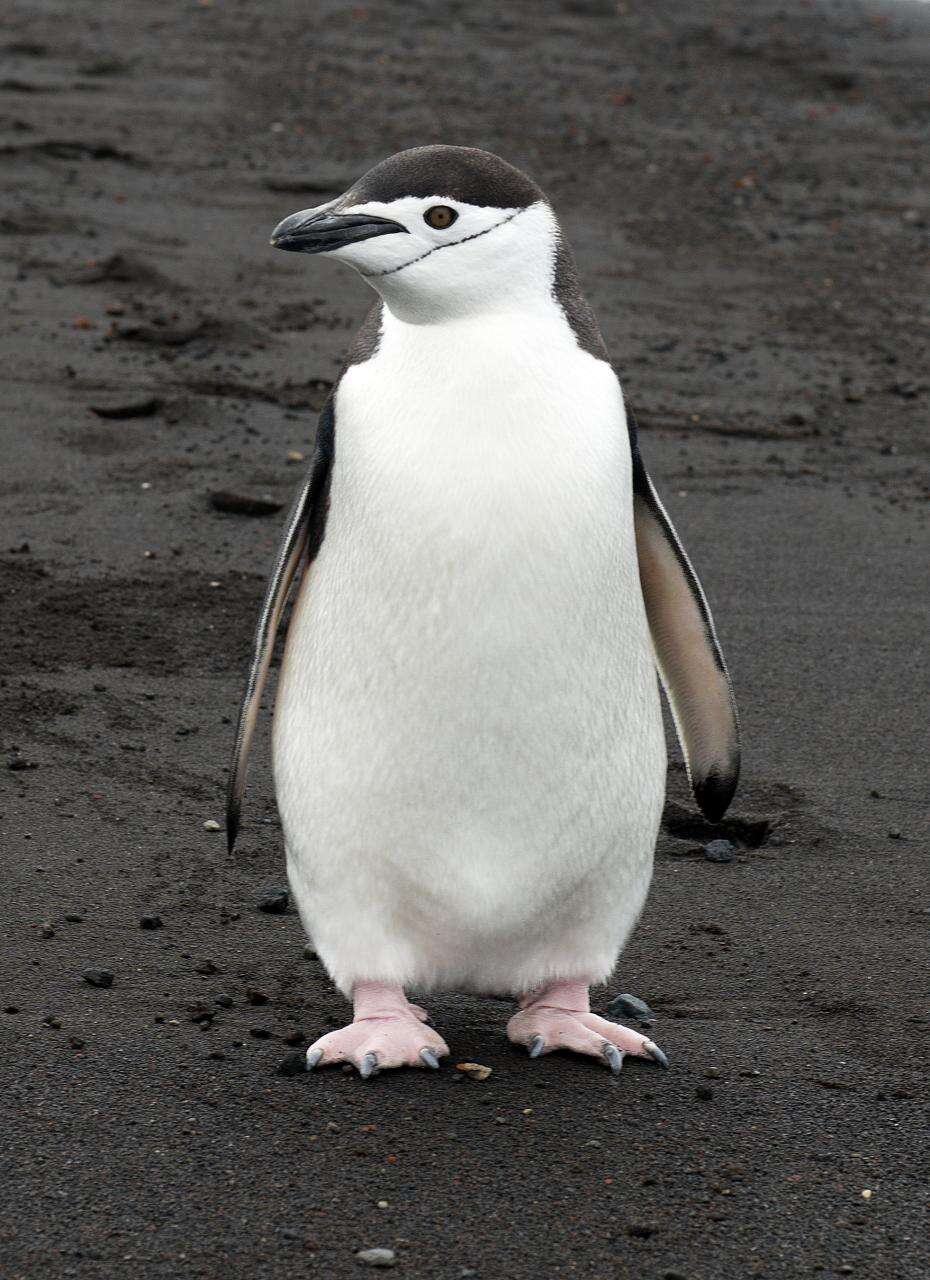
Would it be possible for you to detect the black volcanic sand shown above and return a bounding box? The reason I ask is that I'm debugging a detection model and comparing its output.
[1,2,928,1277]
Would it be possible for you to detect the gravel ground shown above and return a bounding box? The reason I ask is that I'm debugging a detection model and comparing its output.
[1,1,928,1277]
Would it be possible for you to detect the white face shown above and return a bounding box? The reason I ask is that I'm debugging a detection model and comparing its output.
[274,195,559,324]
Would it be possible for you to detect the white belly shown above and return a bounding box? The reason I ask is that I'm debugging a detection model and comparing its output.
[273,311,665,995]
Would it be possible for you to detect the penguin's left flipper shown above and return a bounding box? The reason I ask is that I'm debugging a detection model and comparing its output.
[631,444,740,823]
[225,402,335,853]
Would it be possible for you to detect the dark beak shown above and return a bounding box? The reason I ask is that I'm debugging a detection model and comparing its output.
[270,208,408,254]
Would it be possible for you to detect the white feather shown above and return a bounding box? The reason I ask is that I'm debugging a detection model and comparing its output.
[272,205,665,996]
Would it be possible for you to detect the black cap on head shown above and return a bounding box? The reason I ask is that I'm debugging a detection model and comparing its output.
[348,145,544,210]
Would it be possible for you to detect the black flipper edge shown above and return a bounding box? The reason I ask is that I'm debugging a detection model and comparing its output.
[225,402,335,851]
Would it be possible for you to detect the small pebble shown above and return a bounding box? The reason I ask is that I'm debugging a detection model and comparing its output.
[377,1200,389,1209]
[68,1036,85,1049]
[276,1051,307,1077]
[606,992,654,1021]
[246,987,269,1005]
[456,1062,492,1081]
[195,960,219,975]
[704,1066,722,1079]
[90,396,160,419]
[888,827,902,840]
[42,1014,61,1028]
[214,994,234,1008]
[203,819,222,832]
[627,1222,657,1239]
[139,914,163,930]
[303,943,318,959]
[258,887,289,914]
[82,968,114,989]
[40,922,55,938]
[65,912,84,923]
[704,838,735,863]
[283,1030,305,1046]
[210,491,284,517]
[356,1248,396,1268]
[4,1006,19,1015]
[695,1084,714,1101]
[249,1027,272,1040]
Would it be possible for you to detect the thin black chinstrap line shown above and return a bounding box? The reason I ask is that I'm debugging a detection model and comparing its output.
[361,208,524,279]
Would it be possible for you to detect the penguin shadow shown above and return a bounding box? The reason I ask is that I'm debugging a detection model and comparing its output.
[657,766,838,860]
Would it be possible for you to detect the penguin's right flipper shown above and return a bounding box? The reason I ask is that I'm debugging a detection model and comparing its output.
[225,401,335,852]
[630,442,740,823]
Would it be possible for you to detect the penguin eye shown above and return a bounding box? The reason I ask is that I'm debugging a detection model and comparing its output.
[423,205,458,230]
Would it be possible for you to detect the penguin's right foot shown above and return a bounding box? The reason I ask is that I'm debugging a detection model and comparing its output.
[305,981,449,1079]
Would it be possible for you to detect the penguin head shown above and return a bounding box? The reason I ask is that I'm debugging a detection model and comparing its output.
[270,146,560,322]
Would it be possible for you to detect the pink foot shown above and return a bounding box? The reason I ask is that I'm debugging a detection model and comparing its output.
[306,983,449,1079]
[507,980,669,1075]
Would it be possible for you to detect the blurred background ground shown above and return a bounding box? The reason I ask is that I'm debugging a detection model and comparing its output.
[1,1,928,1277]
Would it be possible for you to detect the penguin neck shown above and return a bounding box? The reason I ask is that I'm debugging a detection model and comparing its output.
[373,285,557,327]
[374,289,584,372]
[375,286,556,328]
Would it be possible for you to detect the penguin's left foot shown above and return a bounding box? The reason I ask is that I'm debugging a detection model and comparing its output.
[305,982,449,1079]
[507,979,669,1075]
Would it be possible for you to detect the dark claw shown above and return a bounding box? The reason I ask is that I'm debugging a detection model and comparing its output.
[643,1040,669,1069]
[419,1048,440,1070]
[603,1042,624,1075]
[528,1034,545,1059]
[359,1051,379,1080]
[305,1047,322,1070]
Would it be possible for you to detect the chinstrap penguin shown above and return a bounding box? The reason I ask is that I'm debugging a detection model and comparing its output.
[228,145,740,1079]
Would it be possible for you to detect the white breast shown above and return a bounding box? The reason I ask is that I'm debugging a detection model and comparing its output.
[273,307,666,996]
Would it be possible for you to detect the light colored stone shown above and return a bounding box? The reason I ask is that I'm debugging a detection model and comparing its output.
[356,1247,396,1268]
[455,1061,492,1081]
